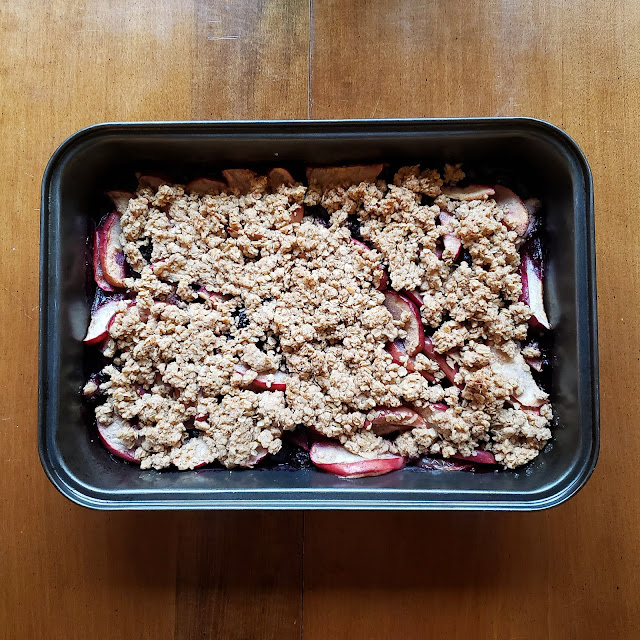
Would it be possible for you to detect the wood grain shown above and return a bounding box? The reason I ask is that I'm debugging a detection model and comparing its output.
[2,0,640,637]
[306,0,640,638]
[0,1,307,639]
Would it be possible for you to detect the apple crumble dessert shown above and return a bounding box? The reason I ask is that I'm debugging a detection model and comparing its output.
[83,164,552,476]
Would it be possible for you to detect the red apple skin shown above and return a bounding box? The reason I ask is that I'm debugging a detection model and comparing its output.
[519,241,551,330]
[525,356,544,372]
[247,447,268,467]
[441,184,495,200]
[93,230,116,292]
[306,164,384,187]
[386,340,436,382]
[97,415,139,464]
[290,205,304,223]
[493,185,529,236]
[452,450,497,465]
[186,178,227,195]
[423,337,461,387]
[364,406,425,436]
[83,299,122,344]
[234,363,288,392]
[310,442,406,478]
[403,290,423,308]
[98,212,126,288]
[383,291,425,357]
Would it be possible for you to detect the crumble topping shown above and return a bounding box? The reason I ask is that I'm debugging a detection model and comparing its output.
[90,165,552,470]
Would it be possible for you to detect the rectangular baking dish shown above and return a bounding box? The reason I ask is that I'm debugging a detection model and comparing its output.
[39,118,598,510]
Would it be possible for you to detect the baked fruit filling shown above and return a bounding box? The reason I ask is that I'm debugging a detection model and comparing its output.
[83,164,552,475]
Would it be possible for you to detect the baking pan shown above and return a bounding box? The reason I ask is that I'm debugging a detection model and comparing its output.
[39,118,598,510]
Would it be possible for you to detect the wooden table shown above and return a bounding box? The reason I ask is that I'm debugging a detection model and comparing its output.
[1,0,637,637]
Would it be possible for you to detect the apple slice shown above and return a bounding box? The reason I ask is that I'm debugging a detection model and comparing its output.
[418,456,474,472]
[310,442,406,478]
[186,178,227,195]
[196,286,231,303]
[97,414,139,463]
[423,337,461,387]
[438,211,462,261]
[252,371,288,392]
[136,173,171,191]
[247,446,268,467]
[106,190,134,215]
[493,185,529,236]
[441,184,495,200]
[403,290,423,308]
[290,205,304,223]
[234,363,288,392]
[222,169,257,194]
[452,450,497,465]
[97,212,126,288]
[524,356,544,372]
[306,164,384,187]
[93,230,116,292]
[383,291,425,356]
[83,298,123,344]
[365,406,425,436]
[267,168,296,190]
[412,401,448,423]
[385,340,435,382]
[490,347,548,408]
[519,240,550,330]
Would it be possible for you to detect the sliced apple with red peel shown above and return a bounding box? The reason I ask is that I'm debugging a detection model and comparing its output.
[385,340,435,382]
[438,211,462,260]
[310,442,406,478]
[452,450,497,465]
[524,356,544,372]
[289,205,304,223]
[365,406,425,436]
[234,362,288,392]
[441,184,495,201]
[423,337,461,387]
[186,178,226,195]
[247,447,268,467]
[493,185,529,236]
[251,371,288,392]
[136,173,171,191]
[84,299,123,344]
[418,456,474,472]
[106,190,134,214]
[267,168,296,190]
[97,414,139,463]
[98,212,126,288]
[490,347,548,407]
[412,401,448,422]
[383,291,425,356]
[222,169,257,194]
[93,230,116,292]
[196,286,231,303]
[306,164,384,187]
[404,290,423,308]
[519,240,550,330]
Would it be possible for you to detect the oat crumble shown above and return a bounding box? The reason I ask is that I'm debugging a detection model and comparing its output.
[86,164,552,471]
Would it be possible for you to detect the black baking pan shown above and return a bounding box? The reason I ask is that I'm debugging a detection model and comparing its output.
[38,118,598,510]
